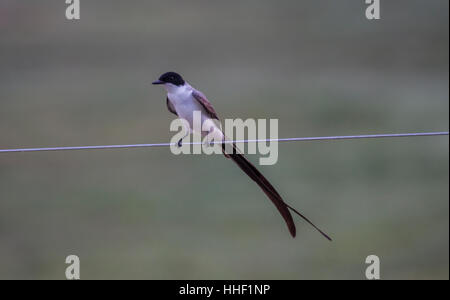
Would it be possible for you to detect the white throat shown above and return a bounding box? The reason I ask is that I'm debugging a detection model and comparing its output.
[164,82,190,95]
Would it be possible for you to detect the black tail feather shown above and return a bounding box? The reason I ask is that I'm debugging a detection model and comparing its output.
[285,204,332,241]
[223,143,331,241]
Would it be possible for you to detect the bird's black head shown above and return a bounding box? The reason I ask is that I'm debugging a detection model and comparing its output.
[152,72,185,86]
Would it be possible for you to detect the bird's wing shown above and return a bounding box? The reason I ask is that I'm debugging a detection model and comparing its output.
[166,97,178,116]
[192,89,219,120]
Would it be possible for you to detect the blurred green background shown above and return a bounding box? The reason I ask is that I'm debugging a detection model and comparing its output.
[0,0,448,279]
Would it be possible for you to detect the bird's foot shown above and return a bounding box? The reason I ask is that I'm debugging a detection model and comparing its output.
[203,139,215,148]
[177,139,183,148]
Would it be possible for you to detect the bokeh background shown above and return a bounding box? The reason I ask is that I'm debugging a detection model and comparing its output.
[0,0,448,280]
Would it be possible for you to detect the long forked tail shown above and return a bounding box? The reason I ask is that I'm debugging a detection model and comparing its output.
[222,143,332,241]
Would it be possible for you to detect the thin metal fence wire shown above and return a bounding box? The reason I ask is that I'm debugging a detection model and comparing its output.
[0,132,448,154]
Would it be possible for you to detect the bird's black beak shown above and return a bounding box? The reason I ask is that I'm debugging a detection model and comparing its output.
[152,80,164,85]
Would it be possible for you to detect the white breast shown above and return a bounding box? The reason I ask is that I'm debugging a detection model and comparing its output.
[167,84,204,127]
[166,83,222,139]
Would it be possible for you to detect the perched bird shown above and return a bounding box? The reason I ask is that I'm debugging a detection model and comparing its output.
[153,71,331,240]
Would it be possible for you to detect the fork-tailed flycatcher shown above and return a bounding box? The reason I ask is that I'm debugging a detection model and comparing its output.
[152,71,331,241]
